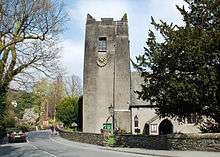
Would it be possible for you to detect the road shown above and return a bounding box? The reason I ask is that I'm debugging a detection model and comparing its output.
[0,134,152,157]
[0,131,219,157]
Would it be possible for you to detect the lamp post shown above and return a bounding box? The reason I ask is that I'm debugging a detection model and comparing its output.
[112,42,116,133]
[108,104,114,133]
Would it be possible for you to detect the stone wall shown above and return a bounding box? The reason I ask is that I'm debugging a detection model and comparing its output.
[58,129,105,146]
[167,133,220,151]
[57,128,220,151]
[115,133,220,151]
[115,134,169,149]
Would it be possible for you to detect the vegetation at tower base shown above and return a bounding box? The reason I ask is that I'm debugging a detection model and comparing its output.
[0,0,66,133]
[56,97,79,127]
[134,0,220,132]
[76,96,83,131]
[0,84,7,138]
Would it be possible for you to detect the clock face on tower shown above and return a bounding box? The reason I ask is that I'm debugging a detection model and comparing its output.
[96,52,108,67]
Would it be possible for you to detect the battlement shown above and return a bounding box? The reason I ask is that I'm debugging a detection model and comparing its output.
[86,13,128,25]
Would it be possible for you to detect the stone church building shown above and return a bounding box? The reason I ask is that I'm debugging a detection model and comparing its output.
[83,14,200,135]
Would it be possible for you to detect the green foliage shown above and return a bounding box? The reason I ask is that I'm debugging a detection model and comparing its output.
[0,126,6,138]
[16,123,35,132]
[199,119,220,133]
[48,118,56,125]
[4,109,16,128]
[0,85,9,137]
[105,135,116,147]
[56,97,78,127]
[134,0,220,125]
[15,92,39,119]
[64,127,76,132]
[33,78,65,120]
[6,90,41,123]
[76,96,83,131]
[0,92,16,137]
[0,82,7,130]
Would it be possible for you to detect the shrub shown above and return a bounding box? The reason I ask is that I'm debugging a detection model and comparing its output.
[105,135,116,147]
[0,125,6,138]
[4,110,16,128]
[16,123,35,132]
[199,118,220,133]
[56,97,78,127]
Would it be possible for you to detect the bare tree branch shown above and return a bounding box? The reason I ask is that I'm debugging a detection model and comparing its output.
[0,0,66,89]
[64,74,82,97]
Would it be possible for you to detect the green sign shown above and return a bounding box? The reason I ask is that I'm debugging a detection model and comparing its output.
[103,123,112,132]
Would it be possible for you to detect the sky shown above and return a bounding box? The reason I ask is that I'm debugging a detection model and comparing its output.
[60,0,188,80]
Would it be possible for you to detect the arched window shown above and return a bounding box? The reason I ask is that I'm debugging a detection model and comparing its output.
[134,115,139,127]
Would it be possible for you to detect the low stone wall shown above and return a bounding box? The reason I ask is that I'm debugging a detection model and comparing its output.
[115,133,220,151]
[58,128,105,146]
[167,133,220,151]
[57,128,220,151]
[115,134,169,150]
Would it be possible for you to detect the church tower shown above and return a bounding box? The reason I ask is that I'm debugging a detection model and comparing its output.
[83,14,131,133]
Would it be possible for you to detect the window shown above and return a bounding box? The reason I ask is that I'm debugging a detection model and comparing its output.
[98,37,107,52]
[150,124,157,133]
[134,115,138,127]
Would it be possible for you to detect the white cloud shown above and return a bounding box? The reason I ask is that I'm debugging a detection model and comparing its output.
[69,0,130,28]
[60,39,84,79]
[147,0,187,23]
[129,0,188,61]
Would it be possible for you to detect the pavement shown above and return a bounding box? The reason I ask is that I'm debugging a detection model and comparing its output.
[0,130,219,157]
[105,147,220,157]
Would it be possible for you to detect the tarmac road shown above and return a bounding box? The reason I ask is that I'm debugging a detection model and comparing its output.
[0,135,153,157]
[0,131,219,157]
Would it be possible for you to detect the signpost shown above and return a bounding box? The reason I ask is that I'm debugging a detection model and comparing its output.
[103,123,112,132]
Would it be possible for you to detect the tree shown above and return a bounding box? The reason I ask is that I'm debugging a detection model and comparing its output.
[7,89,39,119]
[64,74,82,97]
[55,97,78,127]
[0,97,15,138]
[0,0,66,126]
[22,108,39,124]
[3,102,16,128]
[134,0,220,124]
[49,73,65,119]
[32,77,64,125]
[76,96,83,131]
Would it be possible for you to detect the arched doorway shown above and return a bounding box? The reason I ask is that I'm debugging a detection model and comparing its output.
[159,119,173,135]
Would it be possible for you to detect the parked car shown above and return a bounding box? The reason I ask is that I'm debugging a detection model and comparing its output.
[7,128,27,143]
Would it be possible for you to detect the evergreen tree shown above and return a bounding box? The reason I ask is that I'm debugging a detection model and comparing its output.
[55,97,78,127]
[134,0,220,125]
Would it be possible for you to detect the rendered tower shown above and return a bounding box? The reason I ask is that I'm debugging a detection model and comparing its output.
[83,14,131,133]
